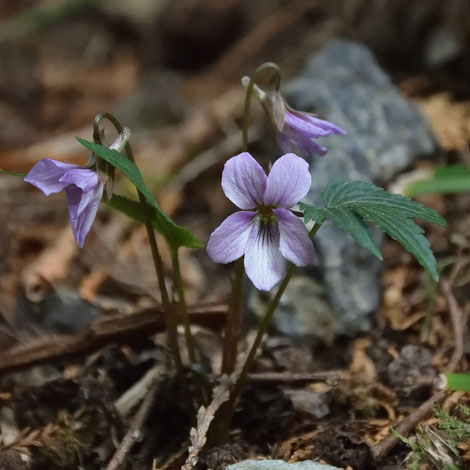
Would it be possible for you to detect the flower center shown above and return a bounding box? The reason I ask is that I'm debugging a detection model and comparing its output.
[257,205,275,224]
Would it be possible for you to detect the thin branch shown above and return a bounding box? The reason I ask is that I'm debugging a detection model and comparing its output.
[105,377,161,470]
[371,390,447,461]
[247,370,343,385]
[372,272,467,461]
[0,305,226,374]
[441,278,466,372]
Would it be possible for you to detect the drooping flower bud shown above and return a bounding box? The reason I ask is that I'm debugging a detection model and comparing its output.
[243,76,346,160]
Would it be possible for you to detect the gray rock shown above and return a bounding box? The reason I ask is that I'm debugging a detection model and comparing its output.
[284,388,330,419]
[228,459,340,470]
[249,275,335,341]
[282,39,438,336]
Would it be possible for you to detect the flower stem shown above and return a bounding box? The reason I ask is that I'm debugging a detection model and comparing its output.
[221,257,244,374]
[222,62,282,370]
[242,62,282,151]
[227,222,322,415]
[93,113,184,377]
[170,248,196,364]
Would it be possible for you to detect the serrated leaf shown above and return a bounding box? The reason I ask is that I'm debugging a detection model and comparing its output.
[405,165,470,197]
[300,180,447,281]
[301,205,382,260]
[77,137,202,250]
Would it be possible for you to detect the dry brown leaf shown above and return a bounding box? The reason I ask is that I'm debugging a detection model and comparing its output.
[417,92,470,151]
[277,429,320,463]
[350,337,377,382]
[21,226,77,301]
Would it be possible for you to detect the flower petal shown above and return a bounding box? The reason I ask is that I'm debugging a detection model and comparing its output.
[277,132,328,158]
[65,182,103,247]
[244,218,286,291]
[285,109,346,138]
[24,159,80,195]
[274,208,314,266]
[206,211,255,263]
[263,153,311,208]
[303,114,347,136]
[222,152,267,209]
[60,167,100,192]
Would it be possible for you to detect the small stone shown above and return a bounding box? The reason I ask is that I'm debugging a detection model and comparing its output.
[227,459,340,470]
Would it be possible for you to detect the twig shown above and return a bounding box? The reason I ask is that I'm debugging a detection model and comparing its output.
[247,370,344,385]
[371,390,447,460]
[104,377,161,470]
[0,305,226,374]
[441,278,465,372]
[115,365,164,417]
[372,273,467,461]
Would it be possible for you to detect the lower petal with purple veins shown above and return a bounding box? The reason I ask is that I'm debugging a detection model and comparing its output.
[206,211,256,263]
[274,208,314,266]
[244,218,286,291]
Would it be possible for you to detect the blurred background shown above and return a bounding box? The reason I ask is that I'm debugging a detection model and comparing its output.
[0,0,469,354]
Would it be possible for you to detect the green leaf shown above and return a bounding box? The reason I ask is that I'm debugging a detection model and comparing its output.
[300,180,447,281]
[77,137,202,250]
[445,373,470,392]
[0,169,26,177]
[391,427,420,451]
[103,195,204,251]
[302,205,382,260]
[405,165,470,197]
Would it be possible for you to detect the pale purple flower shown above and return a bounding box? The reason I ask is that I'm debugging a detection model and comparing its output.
[206,152,314,291]
[25,160,103,247]
[277,106,347,158]
[243,78,346,159]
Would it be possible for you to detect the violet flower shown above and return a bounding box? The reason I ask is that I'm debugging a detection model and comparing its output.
[25,160,103,248]
[244,78,346,159]
[206,152,314,291]
[276,105,347,158]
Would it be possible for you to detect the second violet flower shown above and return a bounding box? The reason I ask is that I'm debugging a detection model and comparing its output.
[25,160,103,248]
[206,152,314,291]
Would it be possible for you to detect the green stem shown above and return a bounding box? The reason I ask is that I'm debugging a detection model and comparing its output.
[93,113,184,375]
[171,248,196,364]
[221,257,244,374]
[227,222,322,412]
[242,62,282,152]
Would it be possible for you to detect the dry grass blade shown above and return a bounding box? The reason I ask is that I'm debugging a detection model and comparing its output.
[182,375,234,470]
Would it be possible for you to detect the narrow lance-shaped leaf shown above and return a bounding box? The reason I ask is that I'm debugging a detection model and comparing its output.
[405,165,470,197]
[76,137,203,250]
[104,194,176,235]
[445,373,470,392]
[300,180,447,281]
